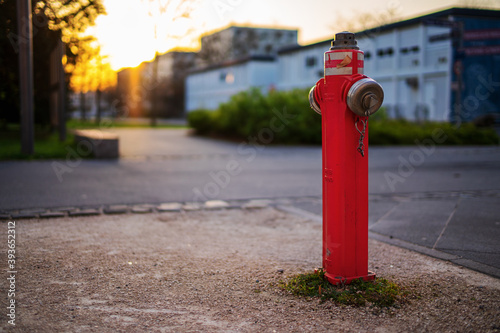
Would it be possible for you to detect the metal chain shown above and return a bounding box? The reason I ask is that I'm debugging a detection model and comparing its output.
[355,118,368,157]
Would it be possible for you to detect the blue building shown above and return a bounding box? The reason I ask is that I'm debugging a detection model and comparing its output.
[449,9,500,123]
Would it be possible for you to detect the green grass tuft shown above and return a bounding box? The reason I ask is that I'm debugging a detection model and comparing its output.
[281,269,404,307]
[0,118,187,160]
[0,127,76,160]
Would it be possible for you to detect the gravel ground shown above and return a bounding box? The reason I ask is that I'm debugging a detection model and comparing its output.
[1,208,499,332]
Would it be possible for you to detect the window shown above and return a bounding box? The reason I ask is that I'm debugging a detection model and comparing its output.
[225,72,234,84]
[429,33,451,42]
[219,72,234,83]
[305,56,317,68]
[365,51,372,59]
[400,46,419,54]
[376,48,394,57]
[406,77,419,89]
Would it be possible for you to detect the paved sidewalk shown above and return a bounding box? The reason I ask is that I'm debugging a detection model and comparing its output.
[1,207,499,332]
[288,193,500,279]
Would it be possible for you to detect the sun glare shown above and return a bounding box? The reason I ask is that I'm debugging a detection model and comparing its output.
[87,0,205,71]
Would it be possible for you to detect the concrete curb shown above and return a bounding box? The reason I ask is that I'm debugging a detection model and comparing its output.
[0,198,278,220]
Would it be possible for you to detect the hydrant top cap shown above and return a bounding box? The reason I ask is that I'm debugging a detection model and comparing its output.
[330,31,359,50]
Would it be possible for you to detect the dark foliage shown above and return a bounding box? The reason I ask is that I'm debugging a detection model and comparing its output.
[0,0,104,127]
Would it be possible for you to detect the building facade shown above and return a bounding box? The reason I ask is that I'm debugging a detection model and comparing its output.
[186,8,500,123]
[197,26,298,67]
[185,26,298,112]
[117,51,197,118]
[117,26,298,118]
[354,22,452,121]
[186,56,276,111]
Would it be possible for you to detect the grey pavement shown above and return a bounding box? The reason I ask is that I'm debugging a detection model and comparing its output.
[289,194,500,278]
[0,128,499,278]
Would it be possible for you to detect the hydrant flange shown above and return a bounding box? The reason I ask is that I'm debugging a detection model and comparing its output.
[346,78,384,117]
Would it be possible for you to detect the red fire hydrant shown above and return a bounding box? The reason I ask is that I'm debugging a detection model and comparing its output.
[309,31,384,285]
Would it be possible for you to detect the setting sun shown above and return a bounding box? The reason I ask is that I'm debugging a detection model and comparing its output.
[86,0,205,71]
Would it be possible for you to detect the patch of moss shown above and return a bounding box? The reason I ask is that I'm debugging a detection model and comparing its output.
[281,269,404,307]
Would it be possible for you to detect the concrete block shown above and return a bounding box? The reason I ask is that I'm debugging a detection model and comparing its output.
[74,129,119,159]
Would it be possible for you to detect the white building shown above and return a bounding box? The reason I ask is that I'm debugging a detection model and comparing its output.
[185,8,500,122]
[276,41,329,91]
[360,24,452,121]
[277,24,452,121]
[186,56,277,111]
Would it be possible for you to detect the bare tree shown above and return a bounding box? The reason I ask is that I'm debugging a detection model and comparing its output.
[197,28,261,67]
[95,45,109,125]
[331,2,402,35]
[458,0,500,9]
[142,0,199,126]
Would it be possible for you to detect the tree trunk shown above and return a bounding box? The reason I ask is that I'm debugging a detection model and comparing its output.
[150,52,159,127]
[96,88,102,125]
[80,91,86,121]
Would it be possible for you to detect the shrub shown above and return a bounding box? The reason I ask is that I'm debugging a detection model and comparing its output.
[369,119,499,145]
[188,88,322,144]
[187,109,215,135]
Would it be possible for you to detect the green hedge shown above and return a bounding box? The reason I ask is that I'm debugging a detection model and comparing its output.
[189,88,322,144]
[369,115,498,145]
[188,88,321,144]
[188,88,499,146]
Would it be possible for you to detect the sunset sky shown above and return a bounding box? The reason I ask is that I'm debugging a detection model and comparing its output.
[86,0,500,71]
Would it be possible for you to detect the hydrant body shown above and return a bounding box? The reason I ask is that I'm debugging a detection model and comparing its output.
[309,32,383,285]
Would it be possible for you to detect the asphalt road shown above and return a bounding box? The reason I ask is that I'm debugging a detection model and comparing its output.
[1,128,499,276]
[0,129,323,209]
[1,128,499,209]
